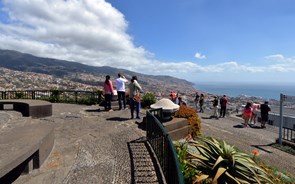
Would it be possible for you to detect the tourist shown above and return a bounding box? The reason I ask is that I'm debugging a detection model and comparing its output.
[260,101,271,128]
[175,92,179,104]
[199,94,204,113]
[169,91,177,103]
[219,95,228,118]
[103,75,114,111]
[243,102,252,127]
[250,102,260,124]
[178,96,187,106]
[115,73,128,110]
[211,96,219,119]
[194,92,200,110]
[129,76,143,119]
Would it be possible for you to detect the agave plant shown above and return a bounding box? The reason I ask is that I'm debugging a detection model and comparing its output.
[187,137,273,184]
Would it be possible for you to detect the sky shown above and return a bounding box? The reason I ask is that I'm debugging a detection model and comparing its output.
[0,0,295,85]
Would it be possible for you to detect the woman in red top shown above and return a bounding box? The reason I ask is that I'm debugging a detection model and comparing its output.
[243,102,252,127]
[103,75,114,111]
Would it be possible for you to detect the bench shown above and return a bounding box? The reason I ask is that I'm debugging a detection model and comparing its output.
[0,124,54,183]
[0,100,52,118]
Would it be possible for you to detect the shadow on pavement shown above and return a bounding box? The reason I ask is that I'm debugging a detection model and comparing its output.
[249,124,262,129]
[251,144,273,153]
[85,109,101,112]
[233,124,245,128]
[127,137,164,184]
[106,117,130,121]
[135,120,146,131]
[201,116,213,119]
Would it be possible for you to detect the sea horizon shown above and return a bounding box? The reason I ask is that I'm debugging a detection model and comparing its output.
[193,82,295,101]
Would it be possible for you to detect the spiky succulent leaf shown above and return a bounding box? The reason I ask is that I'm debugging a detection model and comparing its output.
[193,174,209,184]
[186,137,273,184]
[213,156,224,170]
[213,167,227,183]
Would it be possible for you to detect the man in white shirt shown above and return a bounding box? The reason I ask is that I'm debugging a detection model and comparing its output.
[115,73,128,110]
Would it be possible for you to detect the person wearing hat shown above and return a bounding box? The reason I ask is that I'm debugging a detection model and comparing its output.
[260,101,271,128]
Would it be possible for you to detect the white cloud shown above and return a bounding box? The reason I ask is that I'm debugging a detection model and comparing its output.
[194,52,206,59]
[265,54,285,61]
[264,54,295,72]
[0,0,295,82]
[0,0,146,68]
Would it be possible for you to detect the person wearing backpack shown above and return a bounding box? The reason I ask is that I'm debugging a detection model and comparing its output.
[129,76,143,119]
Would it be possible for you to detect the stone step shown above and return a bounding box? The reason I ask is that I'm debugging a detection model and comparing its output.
[167,125,191,141]
[163,117,187,132]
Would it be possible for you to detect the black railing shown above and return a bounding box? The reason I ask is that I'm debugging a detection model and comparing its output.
[0,90,103,105]
[146,108,184,184]
[283,127,295,143]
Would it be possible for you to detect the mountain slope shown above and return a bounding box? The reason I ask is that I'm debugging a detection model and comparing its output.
[0,49,196,95]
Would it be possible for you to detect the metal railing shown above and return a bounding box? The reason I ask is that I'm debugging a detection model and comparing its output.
[0,90,102,105]
[283,127,295,143]
[146,108,184,184]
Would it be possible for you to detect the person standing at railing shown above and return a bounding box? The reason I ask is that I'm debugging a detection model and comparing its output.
[243,102,252,127]
[199,94,204,113]
[115,73,128,110]
[260,101,271,129]
[129,76,143,119]
[194,92,200,110]
[210,96,219,119]
[103,75,114,111]
[250,102,260,125]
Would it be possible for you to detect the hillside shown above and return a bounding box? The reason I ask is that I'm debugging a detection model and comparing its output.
[0,49,196,96]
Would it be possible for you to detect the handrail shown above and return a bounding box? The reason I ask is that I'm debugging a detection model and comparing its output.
[0,90,102,105]
[146,108,184,184]
[283,127,295,142]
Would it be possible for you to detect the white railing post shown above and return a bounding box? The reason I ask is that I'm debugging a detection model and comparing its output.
[279,93,284,144]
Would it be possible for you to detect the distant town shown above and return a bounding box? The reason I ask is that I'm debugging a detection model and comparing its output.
[0,67,104,91]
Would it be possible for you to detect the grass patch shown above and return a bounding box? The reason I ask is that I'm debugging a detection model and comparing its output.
[271,143,295,156]
[271,139,295,156]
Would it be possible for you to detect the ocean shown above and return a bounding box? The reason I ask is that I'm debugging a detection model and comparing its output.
[194,82,295,100]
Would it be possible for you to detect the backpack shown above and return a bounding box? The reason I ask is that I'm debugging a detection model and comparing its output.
[220,98,224,106]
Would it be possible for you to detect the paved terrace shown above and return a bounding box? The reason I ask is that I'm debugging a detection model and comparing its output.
[1,104,161,184]
[0,103,294,183]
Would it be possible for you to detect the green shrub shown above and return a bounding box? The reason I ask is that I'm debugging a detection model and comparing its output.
[49,89,60,102]
[175,140,198,184]
[141,92,156,108]
[15,92,25,99]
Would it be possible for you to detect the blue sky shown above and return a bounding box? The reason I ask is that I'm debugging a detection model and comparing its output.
[0,0,295,85]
